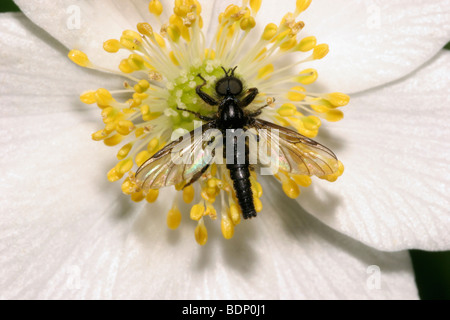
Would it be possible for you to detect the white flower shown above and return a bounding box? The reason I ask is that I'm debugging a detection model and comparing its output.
[1,0,449,299]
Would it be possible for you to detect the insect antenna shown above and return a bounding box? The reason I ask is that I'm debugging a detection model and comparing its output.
[221,66,229,76]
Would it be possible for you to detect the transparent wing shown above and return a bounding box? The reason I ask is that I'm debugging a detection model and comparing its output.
[135,122,221,190]
[250,119,339,176]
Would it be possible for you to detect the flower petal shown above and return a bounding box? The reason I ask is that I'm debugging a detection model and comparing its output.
[1,149,418,299]
[15,0,450,93]
[262,0,450,93]
[0,13,120,116]
[106,184,418,300]
[0,12,417,299]
[298,50,450,251]
[13,0,217,68]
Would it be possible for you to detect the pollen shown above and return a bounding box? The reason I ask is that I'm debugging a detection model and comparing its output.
[313,44,329,60]
[221,213,235,240]
[195,219,208,245]
[295,69,318,85]
[71,0,349,245]
[282,176,301,199]
[183,185,195,204]
[149,0,163,16]
[167,205,182,230]
[296,36,316,52]
[68,50,91,67]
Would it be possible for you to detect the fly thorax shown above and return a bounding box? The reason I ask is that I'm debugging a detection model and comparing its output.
[220,99,246,129]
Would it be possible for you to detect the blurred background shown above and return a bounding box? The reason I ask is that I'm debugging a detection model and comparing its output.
[1,0,449,300]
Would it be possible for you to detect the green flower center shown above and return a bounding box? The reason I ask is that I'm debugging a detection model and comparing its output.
[166,59,227,131]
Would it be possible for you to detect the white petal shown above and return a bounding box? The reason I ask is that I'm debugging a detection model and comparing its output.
[255,0,450,93]
[15,0,450,93]
[0,13,120,116]
[13,0,217,68]
[1,159,418,299]
[298,50,450,251]
[0,13,417,300]
[106,187,418,300]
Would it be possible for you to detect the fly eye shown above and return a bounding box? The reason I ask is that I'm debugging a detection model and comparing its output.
[228,78,243,95]
[216,79,228,96]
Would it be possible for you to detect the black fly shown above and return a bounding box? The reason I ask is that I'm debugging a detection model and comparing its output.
[136,67,339,219]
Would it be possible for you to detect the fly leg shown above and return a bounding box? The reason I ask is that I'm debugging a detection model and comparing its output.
[240,88,259,108]
[176,107,216,122]
[196,74,219,106]
[247,104,270,118]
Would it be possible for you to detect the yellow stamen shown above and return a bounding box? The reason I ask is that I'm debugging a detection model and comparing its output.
[282,177,301,199]
[313,44,329,60]
[224,4,240,19]
[117,143,133,160]
[80,91,96,104]
[195,219,208,245]
[121,30,143,48]
[131,190,146,202]
[136,150,151,167]
[257,64,274,80]
[116,120,135,136]
[70,0,348,244]
[147,138,160,154]
[254,197,263,212]
[296,36,316,52]
[68,50,91,67]
[149,0,164,17]
[103,39,121,53]
[107,168,122,182]
[122,178,136,195]
[104,134,124,147]
[280,38,297,51]
[325,109,344,122]
[292,174,312,187]
[115,158,133,175]
[92,129,106,141]
[261,23,278,41]
[205,202,217,219]
[287,86,306,102]
[229,203,241,225]
[250,0,262,14]
[134,80,150,93]
[153,33,166,48]
[320,161,345,182]
[240,16,256,31]
[295,0,312,16]
[183,185,195,204]
[167,205,182,230]
[119,60,135,74]
[169,51,180,66]
[277,103,297,116]
[167,25,181,42]
[95,88,114,106]
[295,68,318,85]
[221,214,234,239]
[190,202,205,221]
[326,92,350,107]
[146,189,160,203]
[137,23,154,37]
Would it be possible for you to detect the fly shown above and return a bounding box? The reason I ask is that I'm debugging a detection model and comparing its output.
[135,67,339,219]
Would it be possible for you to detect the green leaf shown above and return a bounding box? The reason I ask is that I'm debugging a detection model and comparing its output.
[410,250,450,300]
[0,0,20,12]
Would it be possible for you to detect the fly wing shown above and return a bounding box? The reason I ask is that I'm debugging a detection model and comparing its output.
[250,119,339,177]
[135,122,221,190]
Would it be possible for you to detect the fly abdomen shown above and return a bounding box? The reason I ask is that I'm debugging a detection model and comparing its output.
[227,165,256,219]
